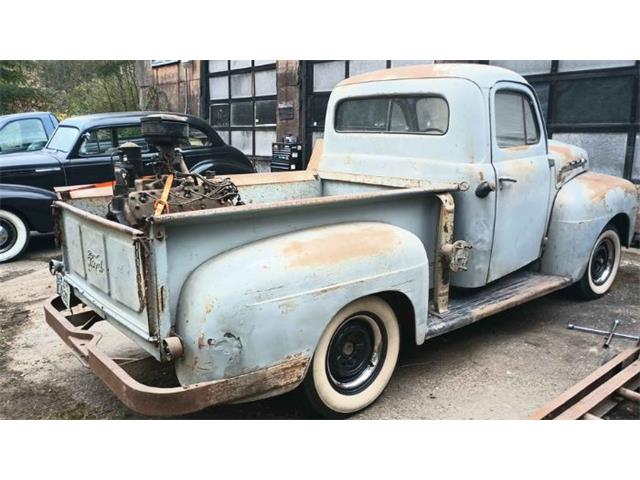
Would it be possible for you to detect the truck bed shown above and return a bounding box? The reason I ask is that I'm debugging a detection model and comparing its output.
[57,170,463,359]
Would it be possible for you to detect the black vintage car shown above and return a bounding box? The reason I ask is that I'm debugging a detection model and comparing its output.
[0,111,255,262]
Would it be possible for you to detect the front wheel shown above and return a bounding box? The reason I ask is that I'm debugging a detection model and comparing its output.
[303,296,400,418]
[575,226,621,300]
[0,209,30,263]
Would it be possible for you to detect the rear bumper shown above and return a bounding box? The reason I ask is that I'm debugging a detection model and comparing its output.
[43,295,309,417]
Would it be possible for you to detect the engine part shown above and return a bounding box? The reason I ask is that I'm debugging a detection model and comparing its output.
[107,113,243,227]
[141,114,189,174]
[125,173,243,225]
[108,142,143,224]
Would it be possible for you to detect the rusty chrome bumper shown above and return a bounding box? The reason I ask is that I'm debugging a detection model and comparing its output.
[44,295,309,417]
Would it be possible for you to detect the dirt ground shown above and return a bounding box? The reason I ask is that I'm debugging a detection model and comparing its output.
[1,234,638,420]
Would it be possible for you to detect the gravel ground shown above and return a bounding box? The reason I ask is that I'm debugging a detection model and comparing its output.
[0,235,638,419]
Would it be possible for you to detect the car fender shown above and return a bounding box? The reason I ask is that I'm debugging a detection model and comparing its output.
[174,222,429,387]
[540,172,638,281]
[0,183,57,232]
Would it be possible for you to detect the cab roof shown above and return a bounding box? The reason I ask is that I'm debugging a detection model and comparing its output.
[59,111,209,131]
[338,63,527,89]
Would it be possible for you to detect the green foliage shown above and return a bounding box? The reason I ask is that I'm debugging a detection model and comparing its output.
[0,61,43,114]
[0,61,140,118]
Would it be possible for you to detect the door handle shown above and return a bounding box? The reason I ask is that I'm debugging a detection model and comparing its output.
[498,176,518,189]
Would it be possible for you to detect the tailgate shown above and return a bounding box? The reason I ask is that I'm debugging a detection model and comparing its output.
[55,201,154,341]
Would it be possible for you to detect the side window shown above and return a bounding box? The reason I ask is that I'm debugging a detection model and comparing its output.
[495,90,540,148]
[0,119,48,153]
[78,128,114,156]
[116,125,149,152]
[184,125,213,149]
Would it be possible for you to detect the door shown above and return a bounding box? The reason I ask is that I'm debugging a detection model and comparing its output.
[64,127,117,186]
[488,83,552,282]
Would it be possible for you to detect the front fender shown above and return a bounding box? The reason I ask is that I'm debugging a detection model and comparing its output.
[174,222,429,386]
[541,172,638,281]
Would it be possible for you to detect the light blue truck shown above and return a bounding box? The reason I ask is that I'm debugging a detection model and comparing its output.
[44,64,638,417]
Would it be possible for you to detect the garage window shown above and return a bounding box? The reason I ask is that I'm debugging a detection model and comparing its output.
[206,60,276,157]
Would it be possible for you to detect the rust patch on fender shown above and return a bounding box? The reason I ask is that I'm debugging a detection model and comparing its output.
[548,143,575,161]
[575,172,638,204]
[282,224,401,268]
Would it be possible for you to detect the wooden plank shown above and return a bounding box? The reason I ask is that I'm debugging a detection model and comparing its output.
[556,360,640,420]
[530,347,640,419]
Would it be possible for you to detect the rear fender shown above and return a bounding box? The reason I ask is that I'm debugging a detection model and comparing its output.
[174,222,429,387]
[541,172,638,281]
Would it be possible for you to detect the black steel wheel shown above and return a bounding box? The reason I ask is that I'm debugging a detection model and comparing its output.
[575,225,621,300]
[304,296,400,418]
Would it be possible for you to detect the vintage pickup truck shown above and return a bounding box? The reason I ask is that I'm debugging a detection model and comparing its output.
[44,64,638,418]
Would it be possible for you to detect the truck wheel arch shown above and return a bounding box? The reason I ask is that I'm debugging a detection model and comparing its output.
[173,222,429,388]
[541,172,638,282]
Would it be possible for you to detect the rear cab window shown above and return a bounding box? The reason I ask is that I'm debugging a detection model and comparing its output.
[335,95,449,135]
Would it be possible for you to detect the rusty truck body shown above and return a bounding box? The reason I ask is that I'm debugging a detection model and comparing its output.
[44,64,638,417]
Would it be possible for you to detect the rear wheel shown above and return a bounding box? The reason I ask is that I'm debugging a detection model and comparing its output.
[0,209,30,263]
[303,296,400,418]
[575,226,621,300]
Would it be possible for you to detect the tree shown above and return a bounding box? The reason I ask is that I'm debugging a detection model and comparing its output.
[0,61,43,114]
[1,61,140,118]
[37,61,140,118]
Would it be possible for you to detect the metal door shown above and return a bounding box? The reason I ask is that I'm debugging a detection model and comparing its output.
[488,82,552,282]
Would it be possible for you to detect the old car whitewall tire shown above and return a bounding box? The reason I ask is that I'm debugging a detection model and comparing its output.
[576,226,621,299]
[304,296,400,418]
[0,209,30,263]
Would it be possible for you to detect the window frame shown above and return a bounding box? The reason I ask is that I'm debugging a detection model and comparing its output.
[0,117,48,153]
[76,127,117,158]
[204,60,277,157]
[494,89,541,149]
[334,94,450,136]
[114,124,151,153]
[184,124,213,150]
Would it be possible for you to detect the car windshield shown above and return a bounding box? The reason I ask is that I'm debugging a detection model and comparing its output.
[46,126,79,153]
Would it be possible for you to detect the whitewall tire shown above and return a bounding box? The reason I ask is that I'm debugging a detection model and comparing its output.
[0,209,30,263]
[303,296,400,418]
[576,226,621,299]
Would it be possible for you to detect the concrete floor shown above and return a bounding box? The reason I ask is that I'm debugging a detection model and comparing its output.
[0,234,638,419]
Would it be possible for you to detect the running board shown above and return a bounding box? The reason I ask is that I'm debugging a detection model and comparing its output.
[426,271,572,340]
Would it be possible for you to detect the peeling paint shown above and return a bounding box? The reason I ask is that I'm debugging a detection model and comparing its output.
[281,224,401,268]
